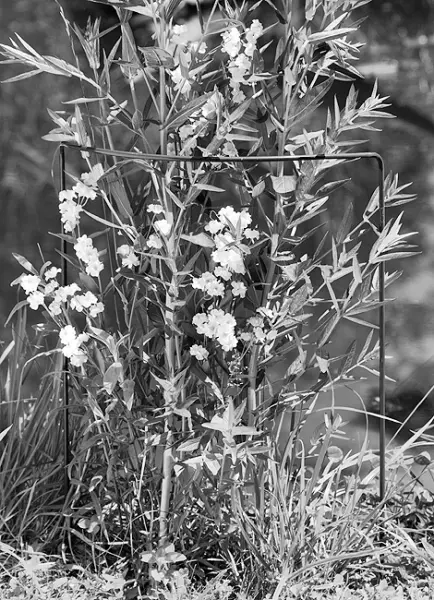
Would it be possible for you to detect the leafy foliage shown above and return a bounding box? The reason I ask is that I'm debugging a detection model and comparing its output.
[1,1,433,599]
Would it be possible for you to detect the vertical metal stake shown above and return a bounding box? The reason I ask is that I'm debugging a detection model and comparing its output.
[376,156,386,501]
[60,145,71,500]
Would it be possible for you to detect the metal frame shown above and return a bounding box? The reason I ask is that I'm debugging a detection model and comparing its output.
[60,144,386,500]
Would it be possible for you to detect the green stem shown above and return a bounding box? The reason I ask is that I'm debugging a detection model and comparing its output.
[157,62,175,546]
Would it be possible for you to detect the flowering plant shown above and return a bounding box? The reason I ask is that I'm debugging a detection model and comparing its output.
[1,0,418,594]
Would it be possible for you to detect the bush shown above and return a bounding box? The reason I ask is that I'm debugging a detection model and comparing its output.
[0,0,428,598]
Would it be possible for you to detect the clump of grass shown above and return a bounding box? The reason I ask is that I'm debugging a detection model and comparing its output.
[0,306,64,553]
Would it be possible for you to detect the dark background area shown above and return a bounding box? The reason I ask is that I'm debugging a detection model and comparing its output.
[1,0,434,394]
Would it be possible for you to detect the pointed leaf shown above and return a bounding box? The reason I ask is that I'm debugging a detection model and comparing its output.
[12,253,38,274]
[0,425,13,443]
[180,233,214,248]
[270,175,296,194]
[138,47,175,69]
[104,362,123,394]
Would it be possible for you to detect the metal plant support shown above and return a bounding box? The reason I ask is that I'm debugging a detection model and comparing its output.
[59,144,386,500]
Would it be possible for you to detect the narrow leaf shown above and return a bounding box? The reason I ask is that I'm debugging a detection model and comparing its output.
[270,175,296,194]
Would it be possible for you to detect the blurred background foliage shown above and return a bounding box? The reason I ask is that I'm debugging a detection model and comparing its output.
[1,0,434,392]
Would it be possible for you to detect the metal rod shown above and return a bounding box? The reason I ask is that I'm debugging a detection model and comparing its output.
[60,144,386,500]
[375,155,386,501]
[60,143,383,164]
[59,145,71,500]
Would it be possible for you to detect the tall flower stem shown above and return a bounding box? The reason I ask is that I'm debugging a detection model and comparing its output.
[158,60,174,545]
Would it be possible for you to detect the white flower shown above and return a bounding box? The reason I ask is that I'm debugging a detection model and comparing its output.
[201,94,219,119]
[167,142,176,156]
[89,302,104,318]
[64,283,80,297]
[74,235,103,278]
[81,163,104,188]
[253,327,266,341]
[222,28,242,58]
[192,313,209,335]
[266,329,278,342]
[154,219,171,237]
[54,283,80,304]
[27,291,45,310]
[70,352,88,368]
[59,325,89,367]
[170,66,192,97]
[70,292,94,312]
[239,332,252,342]
[248,316,264,328]
[147,234,164,249]
[117,244,132,258]
[59,189,76,203]
[218,333,238,351]
[59,198,83,232]
[192,272,225,296]
[193,309,237,352]
[191,41,207,55]
[231,281,247,298]
[123,253,140,269]
[244,20,263,56]
[147,204,164,214]
[206,279,225,297]
[173,24,187,36]
[44,280,59,295]
[231,87,246,104]
[231,53,251,80]
[222,142,237,157]
[190,344,209,361]
[222,21,263,104]
[44,266,61,280]
[20,274,41,294]
[74,235,94,261]
[192,272,214,291]
[212,247,245,274]
[86,259,104,278]
[179,124,195,141]
[59,325,78,347]
[246,20,263,42]
[82,291,98,307]
[205,219,224,235]
[70,297,84,312]
[218,207,251,231]
[117,244,140,269]
[244,228,260,241]
[48,301,62,316]
[70,291,104,317]
[214,266,232,281]
[72,181,97,201]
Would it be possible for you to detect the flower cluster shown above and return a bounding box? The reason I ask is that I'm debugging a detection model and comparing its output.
[207,206,259,274]
[167,91,222,157]
[117,244,140,269]
[58,164,104,232]
[193,309,237,352]
[189,208,260,357]
[59,325,89,367]
[74,235,104,277]
[14,264,104,320]
[19,274,45,310]
[240,314,277,345]
[221,20,264,104]
[169,24,207,99]
[190,344,209,361]
[69,291,104,318]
